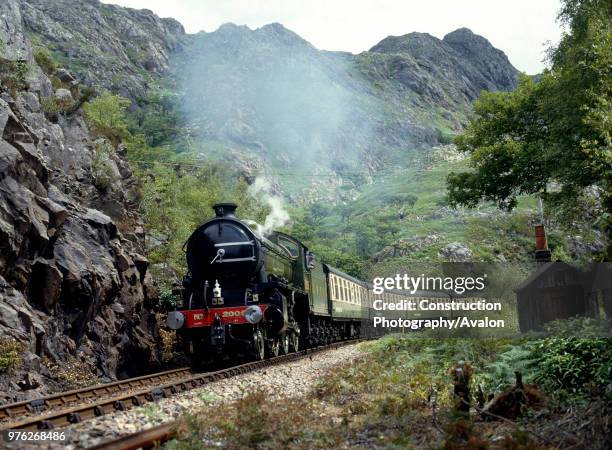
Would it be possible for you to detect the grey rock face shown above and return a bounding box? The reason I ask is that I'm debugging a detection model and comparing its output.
[0,0,161,400]
[443,28,519,89]
[370,29,519,103]
[18,0,186,100]
[372,235,442,262]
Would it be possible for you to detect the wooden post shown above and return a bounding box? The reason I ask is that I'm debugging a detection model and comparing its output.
[451,361,473,413]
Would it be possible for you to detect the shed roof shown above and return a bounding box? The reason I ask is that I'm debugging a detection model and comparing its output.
[514,262,577,292]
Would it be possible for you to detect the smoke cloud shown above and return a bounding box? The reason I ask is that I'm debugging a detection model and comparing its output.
[172,22,381,201]
[248,177,290,235]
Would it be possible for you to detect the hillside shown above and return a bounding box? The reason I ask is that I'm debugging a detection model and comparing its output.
[6,0,604,273]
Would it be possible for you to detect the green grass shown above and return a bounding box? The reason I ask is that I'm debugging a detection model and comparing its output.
[167,322,611,449]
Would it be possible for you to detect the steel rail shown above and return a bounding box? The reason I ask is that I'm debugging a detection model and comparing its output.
[86,421,177,450]
[0,367,191,426]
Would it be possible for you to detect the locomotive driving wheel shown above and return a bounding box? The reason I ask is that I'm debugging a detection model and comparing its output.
[280,333,290,355]
[289,330,299,352]
[267,337,280,358]
[253,328,265,360]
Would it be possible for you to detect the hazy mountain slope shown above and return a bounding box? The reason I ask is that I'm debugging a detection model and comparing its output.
[17,1,520,201]
[171,24,519,198]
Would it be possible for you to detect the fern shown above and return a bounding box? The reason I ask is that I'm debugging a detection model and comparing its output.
[481,344,537,393]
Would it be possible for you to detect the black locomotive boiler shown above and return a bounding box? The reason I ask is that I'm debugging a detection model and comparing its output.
[167,203,450,364]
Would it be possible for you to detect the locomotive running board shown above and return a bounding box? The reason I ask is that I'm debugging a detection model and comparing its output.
[215,256,257,263]
[214,241,254,247]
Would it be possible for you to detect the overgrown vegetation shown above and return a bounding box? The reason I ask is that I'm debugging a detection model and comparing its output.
[40,94,74,115]
[0,59,29,97]
[83,91,131,145]
[168,320,611,449]
[91,139,116,191]
[33,48,56,74]
[0,338,24,373]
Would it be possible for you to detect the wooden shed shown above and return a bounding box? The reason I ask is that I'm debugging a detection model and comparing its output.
[515,262,611,332]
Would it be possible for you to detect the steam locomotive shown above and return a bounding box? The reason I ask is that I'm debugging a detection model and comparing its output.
[167,203,450,364]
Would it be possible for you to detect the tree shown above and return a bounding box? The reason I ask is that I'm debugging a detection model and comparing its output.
[83,91,131,145]
[447,0,611,258]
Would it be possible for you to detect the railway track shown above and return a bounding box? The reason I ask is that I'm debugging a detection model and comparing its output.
[86,422,176,450]
[0,339,363,434]
[85,339,366,450]
[0,367,192,427]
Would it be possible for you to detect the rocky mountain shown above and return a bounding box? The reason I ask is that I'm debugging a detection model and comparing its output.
[11,1,520,199]
[172,24,519,197]
[0,0,166,401]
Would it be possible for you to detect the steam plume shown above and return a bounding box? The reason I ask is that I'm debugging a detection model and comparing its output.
[248,177,290,234]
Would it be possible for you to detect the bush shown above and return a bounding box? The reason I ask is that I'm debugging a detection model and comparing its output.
[531,337,612,394]
[0,337,24,372]
[158,290,179,310]
[33,48,56,74]
[41,95,75,115]
[0,60,29,97]
[91,139,116,191]
[83,91,131,145]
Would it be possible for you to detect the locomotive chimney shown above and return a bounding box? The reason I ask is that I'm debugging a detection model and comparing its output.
[534,224,551,263]
[213,202,238,218]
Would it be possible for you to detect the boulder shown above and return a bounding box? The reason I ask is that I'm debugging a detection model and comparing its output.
[53,68,76,83]
[54,88,73,103]
[439,242,473,262]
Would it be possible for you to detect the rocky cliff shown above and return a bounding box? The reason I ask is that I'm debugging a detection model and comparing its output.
[0,0,165,401]
[19,0,185,100]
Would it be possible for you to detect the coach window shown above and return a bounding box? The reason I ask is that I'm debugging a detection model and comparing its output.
[334,276,339,300]
[333,276,338,301]
[344,279,349,302]
[345,280,350,303]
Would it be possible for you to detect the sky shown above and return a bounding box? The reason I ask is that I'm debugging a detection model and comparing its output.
[101,0,563,74]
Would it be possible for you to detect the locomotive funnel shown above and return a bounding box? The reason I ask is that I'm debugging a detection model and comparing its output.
[213,202,238,218]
